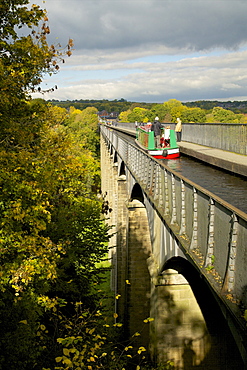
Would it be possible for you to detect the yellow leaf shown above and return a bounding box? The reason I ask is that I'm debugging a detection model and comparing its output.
[132,332,141,337]
[113,313,118,318]
[115,294,121,299]
[124,346,133,351]
[139,346,146,351]
[63,348,70,356]
[125,279,130,284]
[55,357,63,363]
[143,317,154,323]
[137,346,146,354]
[63,357,72,366]
[19,320,28,325]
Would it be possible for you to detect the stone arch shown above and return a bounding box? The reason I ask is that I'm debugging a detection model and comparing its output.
[130,183,144,203]
[113,150,118,164]
[151,256,244,369]
[110,143,113,156]
[118,160,126,178]
[117,184,152,353]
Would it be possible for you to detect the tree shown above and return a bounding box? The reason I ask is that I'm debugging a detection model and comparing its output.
[119,109,132,122]
[47,104,68,125]
[209,106,242,123]
[148,104,170,122]
[64,106,100,157]
[0,3,113,368]
[127,107,148,123]
[0,0,73,128]
[163,99,186,122]
[0,106,111,368]
[181,107,206,123]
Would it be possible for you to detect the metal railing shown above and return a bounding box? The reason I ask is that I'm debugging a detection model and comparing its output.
[182,123,247,155]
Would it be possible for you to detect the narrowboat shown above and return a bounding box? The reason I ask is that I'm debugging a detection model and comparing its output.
[135,124,180,159]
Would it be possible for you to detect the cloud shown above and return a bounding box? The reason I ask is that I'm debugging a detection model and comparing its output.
[32,0,247,102]
[43,0,247,51]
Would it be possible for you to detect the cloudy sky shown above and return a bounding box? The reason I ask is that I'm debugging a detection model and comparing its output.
[32,0,247,103]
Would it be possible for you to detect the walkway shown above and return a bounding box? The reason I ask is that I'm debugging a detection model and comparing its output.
[179,141,247,177]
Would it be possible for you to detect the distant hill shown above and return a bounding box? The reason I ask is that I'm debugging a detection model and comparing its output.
[48,99,247,114]
[48,99,153,114]
[183,100,247,113]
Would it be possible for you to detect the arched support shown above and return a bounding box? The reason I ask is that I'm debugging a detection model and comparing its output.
[150,258,244,369]
[118,199,152,351]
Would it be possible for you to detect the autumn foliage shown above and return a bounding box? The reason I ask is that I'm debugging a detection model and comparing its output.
[0,1,113,369]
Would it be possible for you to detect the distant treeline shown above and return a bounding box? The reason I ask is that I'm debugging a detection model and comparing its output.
[48,98,152,114]
[48,99,247,114]
[184,100,247,114]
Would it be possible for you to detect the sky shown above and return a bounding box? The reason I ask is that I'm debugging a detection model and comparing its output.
[31,0,247,103]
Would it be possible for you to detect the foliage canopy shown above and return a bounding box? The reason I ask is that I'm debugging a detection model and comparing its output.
[0,2,118,369]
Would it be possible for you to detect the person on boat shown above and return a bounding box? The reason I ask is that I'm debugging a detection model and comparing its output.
[161,125,170,147]
[151,116,162,148]
[175,117,182,142]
